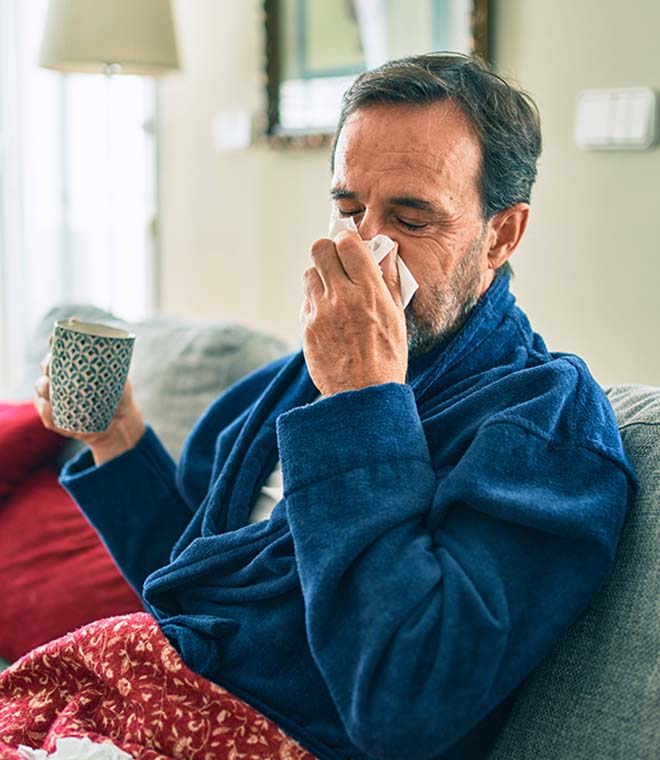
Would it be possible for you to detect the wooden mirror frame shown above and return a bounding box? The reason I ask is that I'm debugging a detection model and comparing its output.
[263,0,490,148]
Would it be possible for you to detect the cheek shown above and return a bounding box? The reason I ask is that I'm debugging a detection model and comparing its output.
[398,235,458,282]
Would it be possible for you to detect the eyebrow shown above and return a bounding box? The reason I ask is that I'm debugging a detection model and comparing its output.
[330,188,358,201]
[390,196,435,212]
[330,187,439,214]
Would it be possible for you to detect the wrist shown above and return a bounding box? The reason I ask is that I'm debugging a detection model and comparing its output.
[321,378,406,397]
[89,412,146,466]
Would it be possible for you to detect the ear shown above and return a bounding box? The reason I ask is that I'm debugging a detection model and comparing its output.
[485,203,530,270]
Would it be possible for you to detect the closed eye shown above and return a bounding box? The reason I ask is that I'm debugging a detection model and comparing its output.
[337,209,427,232]
[396,218,426,231]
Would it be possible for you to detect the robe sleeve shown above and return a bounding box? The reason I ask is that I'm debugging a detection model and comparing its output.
[60,426,194,597]
[276,382,635,759]
[59,354,293,598]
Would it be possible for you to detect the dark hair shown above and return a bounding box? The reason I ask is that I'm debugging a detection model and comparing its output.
[332,53,542,276]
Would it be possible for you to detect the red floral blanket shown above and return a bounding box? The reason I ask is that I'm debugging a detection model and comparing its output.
[0,613,315,760]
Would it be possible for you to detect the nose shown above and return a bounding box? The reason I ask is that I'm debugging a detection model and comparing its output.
[355,210,383,241]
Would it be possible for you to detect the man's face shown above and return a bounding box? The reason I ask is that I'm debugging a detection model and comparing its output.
[331,101,495,357]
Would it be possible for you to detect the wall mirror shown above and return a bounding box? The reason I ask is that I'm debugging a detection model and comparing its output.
[264,0,489,147]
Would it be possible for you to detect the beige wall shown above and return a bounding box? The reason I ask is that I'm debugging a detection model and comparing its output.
[492,0,660,386]
[159,0,660,385]
[159,0,330,349]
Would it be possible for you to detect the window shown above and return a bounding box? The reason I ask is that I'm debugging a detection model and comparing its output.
[0,0,157,396]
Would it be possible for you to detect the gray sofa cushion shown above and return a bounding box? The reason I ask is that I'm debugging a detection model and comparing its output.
[489,384,660,759]
[17,305,290,461]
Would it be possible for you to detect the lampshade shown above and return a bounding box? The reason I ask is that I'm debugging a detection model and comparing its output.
[39,0,180,76]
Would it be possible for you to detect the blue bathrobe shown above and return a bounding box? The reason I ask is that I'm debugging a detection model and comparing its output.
[61,275,636,760]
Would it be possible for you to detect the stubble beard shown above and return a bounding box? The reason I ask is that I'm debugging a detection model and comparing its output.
[406,231,487,360]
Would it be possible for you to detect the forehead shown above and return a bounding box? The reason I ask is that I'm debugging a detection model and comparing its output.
[332,102,483,202]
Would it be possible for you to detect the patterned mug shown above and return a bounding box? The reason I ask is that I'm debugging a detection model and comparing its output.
[50,319,135,434]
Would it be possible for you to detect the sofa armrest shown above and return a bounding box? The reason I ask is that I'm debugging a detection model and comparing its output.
[489,384,660,760]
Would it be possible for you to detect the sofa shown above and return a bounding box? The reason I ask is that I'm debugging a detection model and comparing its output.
[2,304,659,759]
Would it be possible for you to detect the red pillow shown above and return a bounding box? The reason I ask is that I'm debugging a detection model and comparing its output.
[0,403,143,661]
[0,403,64,500]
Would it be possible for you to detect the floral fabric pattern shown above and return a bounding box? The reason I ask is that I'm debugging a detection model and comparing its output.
[0,613,315,760]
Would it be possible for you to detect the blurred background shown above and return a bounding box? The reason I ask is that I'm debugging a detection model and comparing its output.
[1,0,659,398]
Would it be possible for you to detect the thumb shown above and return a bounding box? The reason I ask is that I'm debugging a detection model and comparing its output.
[379,243,403,309]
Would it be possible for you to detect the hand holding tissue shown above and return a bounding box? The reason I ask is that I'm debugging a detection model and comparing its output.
[300,213,415,396]
[327,213,419,308]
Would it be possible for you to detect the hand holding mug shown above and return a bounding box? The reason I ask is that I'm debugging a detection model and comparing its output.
[34,319,146,465]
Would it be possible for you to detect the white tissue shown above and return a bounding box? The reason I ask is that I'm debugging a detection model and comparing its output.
[18,737,133,760]
[328,212,419,309]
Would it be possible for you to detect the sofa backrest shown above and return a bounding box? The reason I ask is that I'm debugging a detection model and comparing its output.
[489,384,660,759]
[16,304,291,462]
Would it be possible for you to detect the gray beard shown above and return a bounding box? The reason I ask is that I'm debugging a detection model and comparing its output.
[406,233,485,360]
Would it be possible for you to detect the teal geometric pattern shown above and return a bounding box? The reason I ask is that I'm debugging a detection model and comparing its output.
[50,326,135,433]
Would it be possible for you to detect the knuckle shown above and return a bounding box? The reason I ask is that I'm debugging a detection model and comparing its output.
[315,298,330,316]
[328,293,348,313]
[334,230,362,252]
[34,398,48,421]
[310,238,333,258]
[302,267,322,296]
[302,266,316,283]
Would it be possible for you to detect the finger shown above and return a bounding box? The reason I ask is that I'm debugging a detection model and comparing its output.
[303,265,324,302]
[333,230,380,284]
[34,396,55,431]
[34,375,51,402]
[379,245,404,309]
[310,238,348,290]
[40,351,51,377]
[299,295,313,329]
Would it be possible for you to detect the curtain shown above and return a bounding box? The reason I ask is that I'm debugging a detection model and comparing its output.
[0,0,157,397]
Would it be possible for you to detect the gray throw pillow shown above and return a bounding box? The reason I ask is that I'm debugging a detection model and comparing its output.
[17,305,290,462]
[488,384,660,759]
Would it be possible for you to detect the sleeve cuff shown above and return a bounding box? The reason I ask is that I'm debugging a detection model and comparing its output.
[60,425,183,518]
[276,383,430,492]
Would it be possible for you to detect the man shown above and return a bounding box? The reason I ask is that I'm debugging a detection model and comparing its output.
[35,54,635,759]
